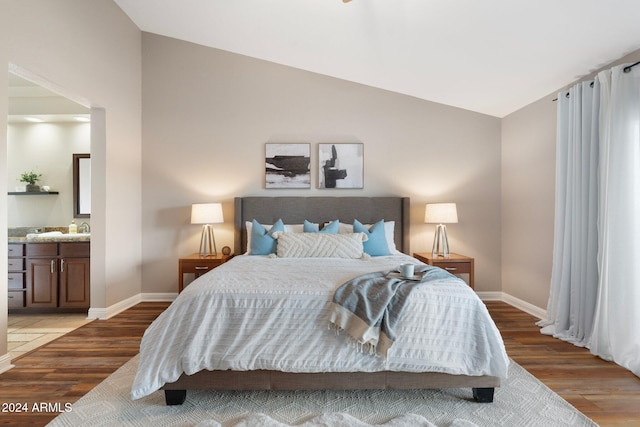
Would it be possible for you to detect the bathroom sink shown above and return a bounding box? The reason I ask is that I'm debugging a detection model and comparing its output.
[26,232,90,240]
[55,233,91,239]
[26,231,63,238]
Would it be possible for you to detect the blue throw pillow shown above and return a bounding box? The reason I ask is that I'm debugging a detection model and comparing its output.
[304,219,339,233]
[353,219,391,256]
[250,219,284,255]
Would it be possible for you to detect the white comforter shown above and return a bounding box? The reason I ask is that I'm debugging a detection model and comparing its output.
[131,253,509,399]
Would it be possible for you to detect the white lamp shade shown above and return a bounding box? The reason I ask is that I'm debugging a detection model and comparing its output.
[424,203,458,224]
[191,203,224,224]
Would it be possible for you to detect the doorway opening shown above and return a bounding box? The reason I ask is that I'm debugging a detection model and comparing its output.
[6,66,92,361]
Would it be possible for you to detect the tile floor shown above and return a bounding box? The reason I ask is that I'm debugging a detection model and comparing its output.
[7,313,93,361]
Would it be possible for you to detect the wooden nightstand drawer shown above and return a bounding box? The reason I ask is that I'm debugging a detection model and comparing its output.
[413,252,475,289]
[433,262,471,274]
[180,259,224,274]
[178,253,232,292]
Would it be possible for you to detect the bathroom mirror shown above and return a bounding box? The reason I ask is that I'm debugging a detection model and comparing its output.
[73,153,91,218]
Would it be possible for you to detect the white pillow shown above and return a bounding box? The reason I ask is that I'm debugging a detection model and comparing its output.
[274,232,367,259]
[245,221,313,253]
[335,221,396,253]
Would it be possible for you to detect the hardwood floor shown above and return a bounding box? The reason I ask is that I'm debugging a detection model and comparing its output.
[488,301,640,426]
[0,301,638,426]
[0,302,169,426]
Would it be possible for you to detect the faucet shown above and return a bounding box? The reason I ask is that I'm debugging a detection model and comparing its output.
[79,222,91,233]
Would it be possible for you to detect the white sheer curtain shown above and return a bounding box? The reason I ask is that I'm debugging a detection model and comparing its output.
[539,80,600,346]
[540,64,640,377]
[590,66,640,376]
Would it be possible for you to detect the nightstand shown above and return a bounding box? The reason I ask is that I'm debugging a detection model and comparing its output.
[413,252,475,289]
[178,253,232,293]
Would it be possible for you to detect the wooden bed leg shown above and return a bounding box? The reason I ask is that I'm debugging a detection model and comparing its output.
[164,389,186,405]
[472,387,494,403]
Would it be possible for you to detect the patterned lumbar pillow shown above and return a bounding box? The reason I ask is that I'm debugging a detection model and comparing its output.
[245,221,309,253]
[274,232,367,258]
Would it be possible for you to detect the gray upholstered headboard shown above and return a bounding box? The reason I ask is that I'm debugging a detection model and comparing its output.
[234,197,410,255]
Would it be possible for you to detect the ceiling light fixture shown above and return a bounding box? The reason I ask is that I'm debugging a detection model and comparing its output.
[74,116,90,122]
[24,117,44,123]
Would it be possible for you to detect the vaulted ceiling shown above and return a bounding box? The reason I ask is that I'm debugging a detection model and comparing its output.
[113,0,640,118]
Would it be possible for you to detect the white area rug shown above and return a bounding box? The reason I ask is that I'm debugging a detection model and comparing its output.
[47,356,597,427]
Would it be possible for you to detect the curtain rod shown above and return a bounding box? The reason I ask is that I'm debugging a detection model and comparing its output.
[552,82,594,102]
[623,60,640,73]
[552,61,640,102]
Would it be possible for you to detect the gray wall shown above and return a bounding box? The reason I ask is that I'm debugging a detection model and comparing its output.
[501,95,557,309]
[141,33,503,294]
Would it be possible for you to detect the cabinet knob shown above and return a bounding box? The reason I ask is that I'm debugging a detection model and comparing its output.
[195,266,209,270]
[61,259,65,273]
[445,267,457,271]
[51,260,56,273]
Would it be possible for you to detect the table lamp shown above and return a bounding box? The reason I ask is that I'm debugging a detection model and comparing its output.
[191,203,224,257]
[425,203,458,258]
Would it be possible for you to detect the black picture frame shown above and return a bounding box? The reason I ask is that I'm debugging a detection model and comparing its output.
[318,143,364,189]
[73,153,91,218]
[265,143,311,189]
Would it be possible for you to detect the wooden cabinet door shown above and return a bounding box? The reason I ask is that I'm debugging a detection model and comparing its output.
[26,258,58,308]
[59,257,90,308]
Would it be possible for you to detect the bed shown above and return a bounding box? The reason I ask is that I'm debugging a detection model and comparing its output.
[131,197,509,405]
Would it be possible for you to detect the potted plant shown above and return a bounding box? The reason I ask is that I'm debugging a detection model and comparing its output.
[20,170,43,192]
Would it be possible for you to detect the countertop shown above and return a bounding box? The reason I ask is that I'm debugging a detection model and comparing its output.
[9,235,91,243]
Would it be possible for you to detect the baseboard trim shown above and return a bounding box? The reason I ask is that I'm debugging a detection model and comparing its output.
[0,352,14,375]
[478,291,546,320]
[88,293,142,320]
[87,293,177,320]
[501,293,546,319]
[142,293,177,302]
[476,291,503,301]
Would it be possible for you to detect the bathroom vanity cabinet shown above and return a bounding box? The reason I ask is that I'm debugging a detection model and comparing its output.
[8,241,90,311]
